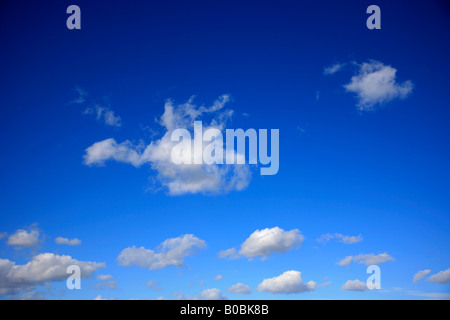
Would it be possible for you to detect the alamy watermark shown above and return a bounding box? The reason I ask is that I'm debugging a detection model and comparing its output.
[171,121,279,175]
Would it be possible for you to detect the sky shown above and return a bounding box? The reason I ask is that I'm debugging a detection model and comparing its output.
[0,0,449,300]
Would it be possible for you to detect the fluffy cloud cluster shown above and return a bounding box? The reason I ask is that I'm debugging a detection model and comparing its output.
[0,253,105,295]
[83,95,251,195]
[337,253,394,266]
[117,234,206,270]
[257,270,316,294]
[344,60,413,110]
[218,227,304,260]
[83,104,122,127]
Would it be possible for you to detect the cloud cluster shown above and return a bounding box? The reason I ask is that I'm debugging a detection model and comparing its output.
[257,270,316,294]
[117,234,206,270]
[337,253,394,266]
[84,96,251,195]
[218,227,304,260]
[0,253,105,295]
[83,104,122,127]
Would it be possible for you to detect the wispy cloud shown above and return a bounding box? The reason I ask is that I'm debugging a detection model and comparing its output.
[227,283,251,294]
[413,269,431,283]
[337,253,394,266]
[117,234,206,270]
[341,279,367,291]
[317,233,363,244]
[428,269,450,284]
[54,237,81,246]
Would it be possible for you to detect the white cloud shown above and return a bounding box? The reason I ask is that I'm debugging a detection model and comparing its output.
[341,279,368,291]
[337,253,394,266]
[117,234,206,270]
[0,232,7,240]
[0,253,105,296]
[70,86,88,104]
[7,227,40,248]
[83,104,122,127]
[428,269,450,284]
[146,280,162,290]
[257,270,316,294]
[413,269,431,283]
[324,63,345,75]
[55,237,81,246]
[83,95,251,195]
[195,288,227,300]
[97,274,113,281]
[220,227,303,260]
[94,295,116,300]
[317,233,363,244]
[344,60,413,110]
[227,283,251,295]
[217,248,239,260]
[214,274,223,281]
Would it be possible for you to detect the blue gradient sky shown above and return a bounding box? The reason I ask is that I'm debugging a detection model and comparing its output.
[0,0,449,299]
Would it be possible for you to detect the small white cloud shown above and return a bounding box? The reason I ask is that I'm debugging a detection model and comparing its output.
[0,253,105,296]
[84,104,122,127]
[217,248,239,260]
[117,234,206,270]
[257,270,316,294]
[341,279,368,291]
[428,269,450,284]
[83,95,251,195]
[7,227,40,248]
[94,295,116,300]
[55,237,81,246]
[337,253,394,266]
[344,60,413,110]
[413,269,431,283]
[195,288,227,300]
[214,274,223,281]
[219,227,303,260]
[324,63,345,75]
[317,233,363,244]
[97,274,113,281]
[227,283,251,295]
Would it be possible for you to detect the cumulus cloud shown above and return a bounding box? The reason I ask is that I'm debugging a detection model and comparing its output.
[83,95,251,195]
[0,253,105,296]
[337,253,394,266]
[413,269,431,283]
[214,274,223,281]
[227,283,251,295]
[428,269,450,284]
[341,279,368,291]
[317,233,363,244]
[257,270,316,294]
[117,234,206,270]
[7,227,40,248]
[344,60,413,110]
[55,237,81,246]
[219,227,304,260]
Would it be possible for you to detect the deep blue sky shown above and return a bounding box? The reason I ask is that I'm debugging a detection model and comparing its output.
[0,0,449,300]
